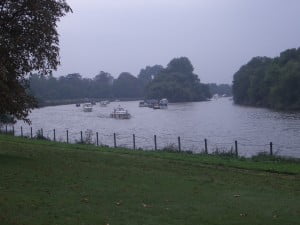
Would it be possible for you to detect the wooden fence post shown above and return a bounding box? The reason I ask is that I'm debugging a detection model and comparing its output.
[154,135,157,150]
[114,133,117,148]
[178,136,181,152]
[96,132,99,146]
[21,126,23,137]
[53,129,56,141]
[41,128,43,137]
[204,138,208,154]
[270,142,273,156]
[80,131,83,143]
[235,140,238,157]
[30,127,33,138]
[66,130,69,143]
[133,134,136,150]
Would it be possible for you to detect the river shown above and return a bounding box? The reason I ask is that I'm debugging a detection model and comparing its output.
[15,98,300,158]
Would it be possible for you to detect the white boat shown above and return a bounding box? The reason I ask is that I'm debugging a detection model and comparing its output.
[100,100,109,107]
[212,94,219,100]
[159,98,168,109]
[139,101,148,107]
[110,106,131,119]
[83,103,93,112]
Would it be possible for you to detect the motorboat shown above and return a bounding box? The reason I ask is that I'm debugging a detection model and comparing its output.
[159,98,168,109]
[100,100,109,107]
[110,106,131,119]
[153,104,160,109]
[139,101,148,107]
[212,94,219,100]
[76,103,81,107]
[83,103,93,112]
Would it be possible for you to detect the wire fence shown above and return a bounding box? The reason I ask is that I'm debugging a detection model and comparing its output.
[1,125,299,158]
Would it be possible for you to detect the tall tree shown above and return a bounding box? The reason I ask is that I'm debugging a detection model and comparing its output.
[232,48,300,110]
[113,72,142,98]
[146,57,211,102]
[0,0,71,123]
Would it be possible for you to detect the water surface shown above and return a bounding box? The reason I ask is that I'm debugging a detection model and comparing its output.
[15,98,300,157]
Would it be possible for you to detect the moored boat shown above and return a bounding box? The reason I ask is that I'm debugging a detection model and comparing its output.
[159,98,168,109]
[100,100,109,107]
[139,101,148,107]
[83,103,93,112]
[110,106,131,119]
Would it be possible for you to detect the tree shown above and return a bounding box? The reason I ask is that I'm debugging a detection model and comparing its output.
[138,65,163,86]
[0,0,71,123]
[146,57,211,102]
[92,71,114,98]
[232,48,300,110]
[113,72,142,98]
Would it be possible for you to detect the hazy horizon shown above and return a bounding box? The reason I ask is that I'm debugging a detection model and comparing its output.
[54,0,300,84]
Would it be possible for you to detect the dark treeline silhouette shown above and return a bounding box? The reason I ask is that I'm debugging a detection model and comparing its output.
[29,57,220,104]
[233,48,300,110]
[207,83,232,97]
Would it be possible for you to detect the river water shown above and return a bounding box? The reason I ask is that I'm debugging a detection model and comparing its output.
[15,98,300,158]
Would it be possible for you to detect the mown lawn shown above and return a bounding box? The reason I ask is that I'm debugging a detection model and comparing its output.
[0,135,299,225]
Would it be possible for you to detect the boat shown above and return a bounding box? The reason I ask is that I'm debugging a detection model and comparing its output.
[153,104,160,109]
[139,101,148,107]
[110,106,131,119]
[76,103,81,107]
[83,103,93,112]
[100,100,109,107]
[212,94,219,100]
[145,99,159,108]
[159,98,168,109]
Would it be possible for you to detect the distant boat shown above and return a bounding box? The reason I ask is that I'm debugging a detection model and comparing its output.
[76,103,81,107]
[83,103,93,112]
[139,101,148,107]
[153,104,160,109]
[100,100,109,107]
[212,94,219,100]
[110,106,131,119]
[159,98,168,109]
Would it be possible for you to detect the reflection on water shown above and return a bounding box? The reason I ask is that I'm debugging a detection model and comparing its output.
[15,98,300,158]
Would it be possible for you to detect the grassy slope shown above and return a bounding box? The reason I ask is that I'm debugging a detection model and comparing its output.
[0,135,299,225]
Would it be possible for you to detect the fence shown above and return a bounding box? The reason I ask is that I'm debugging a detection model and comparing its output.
[0,124,286,158]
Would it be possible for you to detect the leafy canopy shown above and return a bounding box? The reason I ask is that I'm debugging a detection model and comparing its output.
[0,0,71,123]
[146,57,211,102]
[232,48,300,110]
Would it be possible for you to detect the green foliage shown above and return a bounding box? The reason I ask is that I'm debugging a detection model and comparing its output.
[233,48,300,110]
[28,58,213,103]
[0,0,71,123]
[0,114,15,125]
[208,83,232,96]
[146,57,211,102]
[113,72,142,98]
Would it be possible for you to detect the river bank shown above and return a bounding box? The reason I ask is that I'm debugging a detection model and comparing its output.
[0,134,299,225]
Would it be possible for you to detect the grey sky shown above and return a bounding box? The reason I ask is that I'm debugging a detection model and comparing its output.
[55,0,300,84]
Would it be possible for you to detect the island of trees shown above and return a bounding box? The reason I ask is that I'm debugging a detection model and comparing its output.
[233,48,300,110]
[28,57,232,106]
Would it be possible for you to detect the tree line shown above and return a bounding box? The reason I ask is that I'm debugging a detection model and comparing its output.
[232,48,300,110]
[29,57,231,105]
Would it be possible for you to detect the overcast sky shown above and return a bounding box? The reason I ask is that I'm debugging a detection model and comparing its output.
[55,0,300,84]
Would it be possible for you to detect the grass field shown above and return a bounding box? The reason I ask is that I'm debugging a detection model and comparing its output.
[0,134,299,225]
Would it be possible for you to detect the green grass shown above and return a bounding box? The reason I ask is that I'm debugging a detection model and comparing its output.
[0,134,299,225]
